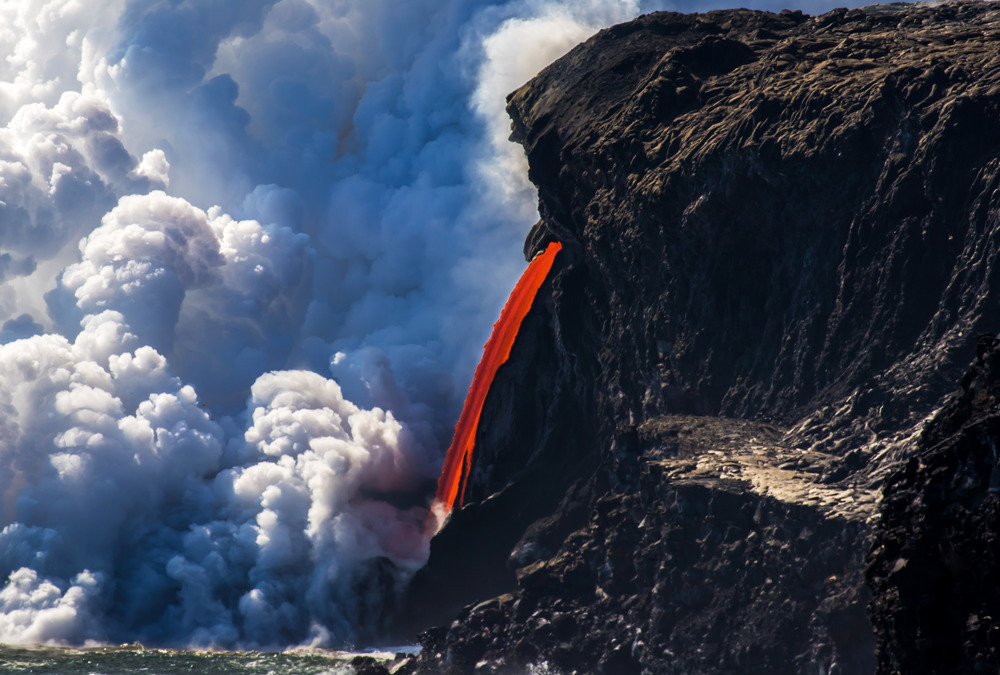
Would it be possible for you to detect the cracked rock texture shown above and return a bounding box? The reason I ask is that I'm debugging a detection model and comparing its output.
[395,3,1000,673]
[867,334,1000,674]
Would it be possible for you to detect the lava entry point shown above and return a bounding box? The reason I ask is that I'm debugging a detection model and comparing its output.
[434,241,563,515]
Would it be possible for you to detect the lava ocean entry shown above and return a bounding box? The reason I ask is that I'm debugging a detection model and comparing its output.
[435,240,563,514]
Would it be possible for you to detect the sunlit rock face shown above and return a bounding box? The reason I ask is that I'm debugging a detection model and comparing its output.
[405,3,1000,673]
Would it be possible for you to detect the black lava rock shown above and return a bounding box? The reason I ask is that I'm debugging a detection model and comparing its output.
[868,335,1000,674]
[401,3,1000,673]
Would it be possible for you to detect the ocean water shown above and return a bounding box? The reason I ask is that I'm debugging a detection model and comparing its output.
[0,644,412,675]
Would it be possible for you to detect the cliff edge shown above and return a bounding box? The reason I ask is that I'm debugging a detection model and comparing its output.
[400,3,1000,673]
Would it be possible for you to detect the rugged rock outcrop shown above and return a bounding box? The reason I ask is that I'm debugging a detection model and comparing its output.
[395,3,1000,673]
[867,334,1000,674]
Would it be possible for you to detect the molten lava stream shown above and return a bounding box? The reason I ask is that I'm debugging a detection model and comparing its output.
[434,241,563,517]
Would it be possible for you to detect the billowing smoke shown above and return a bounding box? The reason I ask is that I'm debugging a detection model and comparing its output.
[0,0,858,649]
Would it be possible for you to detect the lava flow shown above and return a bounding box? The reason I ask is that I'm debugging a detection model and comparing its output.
[434,240,563,515]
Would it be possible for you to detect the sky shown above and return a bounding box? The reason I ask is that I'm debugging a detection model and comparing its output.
[0,0,864,649]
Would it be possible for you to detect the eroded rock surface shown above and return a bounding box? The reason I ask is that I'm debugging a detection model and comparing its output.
[868,335,1000,674]
[397,3,1000,673]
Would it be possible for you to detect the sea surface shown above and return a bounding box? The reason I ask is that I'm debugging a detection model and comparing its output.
[0,644,412,675]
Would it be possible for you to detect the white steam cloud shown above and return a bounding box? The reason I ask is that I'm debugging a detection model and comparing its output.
[0,0,858,649]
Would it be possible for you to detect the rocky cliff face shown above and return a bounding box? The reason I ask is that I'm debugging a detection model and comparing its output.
[396,3,1000,673]
[867,334,1000,674]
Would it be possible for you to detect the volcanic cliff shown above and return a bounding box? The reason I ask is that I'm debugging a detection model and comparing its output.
[390,3,1000,673]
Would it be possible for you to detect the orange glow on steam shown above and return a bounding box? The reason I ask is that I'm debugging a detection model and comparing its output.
[434,241,563,514]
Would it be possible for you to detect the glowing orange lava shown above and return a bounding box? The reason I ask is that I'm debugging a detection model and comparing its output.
[435,241,563,514]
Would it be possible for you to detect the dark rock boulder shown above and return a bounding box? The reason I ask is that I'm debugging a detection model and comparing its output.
[398,3,1000,672]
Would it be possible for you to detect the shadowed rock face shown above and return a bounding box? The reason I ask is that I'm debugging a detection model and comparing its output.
[396,3,1000,673]
[867,335,1000,674]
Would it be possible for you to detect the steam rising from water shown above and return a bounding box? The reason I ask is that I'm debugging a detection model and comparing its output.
[0,0,855,649]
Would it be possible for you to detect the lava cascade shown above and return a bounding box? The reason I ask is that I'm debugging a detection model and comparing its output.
[435,241,563,513]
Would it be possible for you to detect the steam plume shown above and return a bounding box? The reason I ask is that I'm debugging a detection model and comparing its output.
[0,0,858,648]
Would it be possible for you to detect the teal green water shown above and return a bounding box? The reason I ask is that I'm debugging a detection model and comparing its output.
[0,644,400,674]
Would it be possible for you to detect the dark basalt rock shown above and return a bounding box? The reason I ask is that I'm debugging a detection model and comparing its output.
[867,334,1000,674]
[409,416,878,674]
[350,656,391,675]
[397,3,1000,673]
